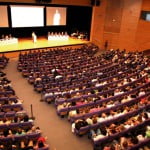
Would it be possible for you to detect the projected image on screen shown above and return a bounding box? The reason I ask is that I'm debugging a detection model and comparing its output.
[46,7,66,26]
[11,5,44,27]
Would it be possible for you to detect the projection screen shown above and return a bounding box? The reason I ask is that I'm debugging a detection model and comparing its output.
[10,5,44,27]
[46,7,67,26]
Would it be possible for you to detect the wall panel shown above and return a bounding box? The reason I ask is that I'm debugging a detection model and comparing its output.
[135,0,150,51]
[91,0,150,51]
[103,32,119,49]
[119,0,142,51]
[90,0,107,48]
[104,0,123,33]
[142,0,150,10]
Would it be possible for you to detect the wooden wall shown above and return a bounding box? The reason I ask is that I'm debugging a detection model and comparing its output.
[103,0,123,50]
[104,0,123,33]
[135,0,150,51]
[119,0,142,51]
[90,0,107,47]
[91,0,150,51]
[141,0,150,10]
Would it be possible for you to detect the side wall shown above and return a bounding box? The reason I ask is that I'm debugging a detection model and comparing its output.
[135,0,150,51]
[91,0,150,51]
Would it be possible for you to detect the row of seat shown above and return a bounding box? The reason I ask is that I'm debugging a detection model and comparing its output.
[17,46,150,150]
[0,56,50,150]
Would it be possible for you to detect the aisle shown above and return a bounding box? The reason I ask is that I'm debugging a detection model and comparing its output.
[4,58,93,150]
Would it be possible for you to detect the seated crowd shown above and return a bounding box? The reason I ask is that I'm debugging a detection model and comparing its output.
[0,56,49,150]
[17,44,150,150]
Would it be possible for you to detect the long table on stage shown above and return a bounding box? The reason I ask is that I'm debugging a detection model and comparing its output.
[0,38,18,45]
[0,36,89,53]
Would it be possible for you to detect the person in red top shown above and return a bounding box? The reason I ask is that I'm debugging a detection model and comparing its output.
[103,146,111,150]
[140,97,148,105]
[37,136,46,143]
[34,136,49,150]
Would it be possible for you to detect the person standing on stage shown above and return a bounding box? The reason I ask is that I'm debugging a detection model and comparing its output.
[32,32,37,43]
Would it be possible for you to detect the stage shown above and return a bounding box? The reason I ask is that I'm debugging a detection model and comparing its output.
[0,36,89,53]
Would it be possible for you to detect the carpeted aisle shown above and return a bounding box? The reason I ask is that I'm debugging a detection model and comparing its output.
[4,58,93,150]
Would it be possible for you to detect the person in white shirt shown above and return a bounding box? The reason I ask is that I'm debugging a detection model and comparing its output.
[68,110,77,119]
[86,118,93,125]
[114,89,124,96]
[123,78,128,85]
[138,89,146,96]
[106,101,114,108]
[32,32,37,43]
[71,122,75,133]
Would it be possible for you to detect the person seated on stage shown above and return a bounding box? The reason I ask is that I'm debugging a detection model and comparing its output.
[5,35,9,40]
[1,34,5,39]
[48,32,50,37]
[51,32,54,36]
[8,34,12,39]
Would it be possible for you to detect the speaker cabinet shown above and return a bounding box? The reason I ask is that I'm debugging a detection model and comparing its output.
[96,0,100,6]
[91,0,100,6]
[91,0,95,6]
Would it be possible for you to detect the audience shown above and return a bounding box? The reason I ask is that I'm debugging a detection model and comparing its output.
[0,56,49,150]
[18,46,150,150]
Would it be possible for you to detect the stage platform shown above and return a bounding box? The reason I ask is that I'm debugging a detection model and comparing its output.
[0,36,89,53]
